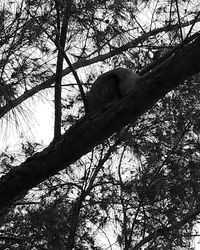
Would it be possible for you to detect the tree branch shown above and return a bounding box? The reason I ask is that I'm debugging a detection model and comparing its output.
[0,20,198,119]
[0,31,200,215]
[132,207,200,249]
[54,0,72,140]
[0,32,200,214]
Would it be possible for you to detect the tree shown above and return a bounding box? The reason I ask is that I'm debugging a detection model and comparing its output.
[0,0,200,249]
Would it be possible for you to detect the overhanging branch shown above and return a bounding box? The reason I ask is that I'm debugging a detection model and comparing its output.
[0,20,198,119]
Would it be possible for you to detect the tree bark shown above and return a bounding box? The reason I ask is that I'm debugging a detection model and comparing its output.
[0,34,200,214]
[54,0,72,140]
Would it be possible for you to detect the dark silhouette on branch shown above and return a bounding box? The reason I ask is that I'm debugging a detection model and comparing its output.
[0,33,200,214]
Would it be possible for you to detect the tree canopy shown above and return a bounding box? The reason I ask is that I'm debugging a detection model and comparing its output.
[0,0,200,249]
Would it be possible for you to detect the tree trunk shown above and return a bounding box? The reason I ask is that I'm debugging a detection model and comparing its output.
[0,34,200,214]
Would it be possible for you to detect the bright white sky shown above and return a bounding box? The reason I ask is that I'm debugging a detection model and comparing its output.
[0,98,53,153]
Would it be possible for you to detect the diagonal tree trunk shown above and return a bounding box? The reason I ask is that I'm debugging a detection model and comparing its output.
[0,33,200,214]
